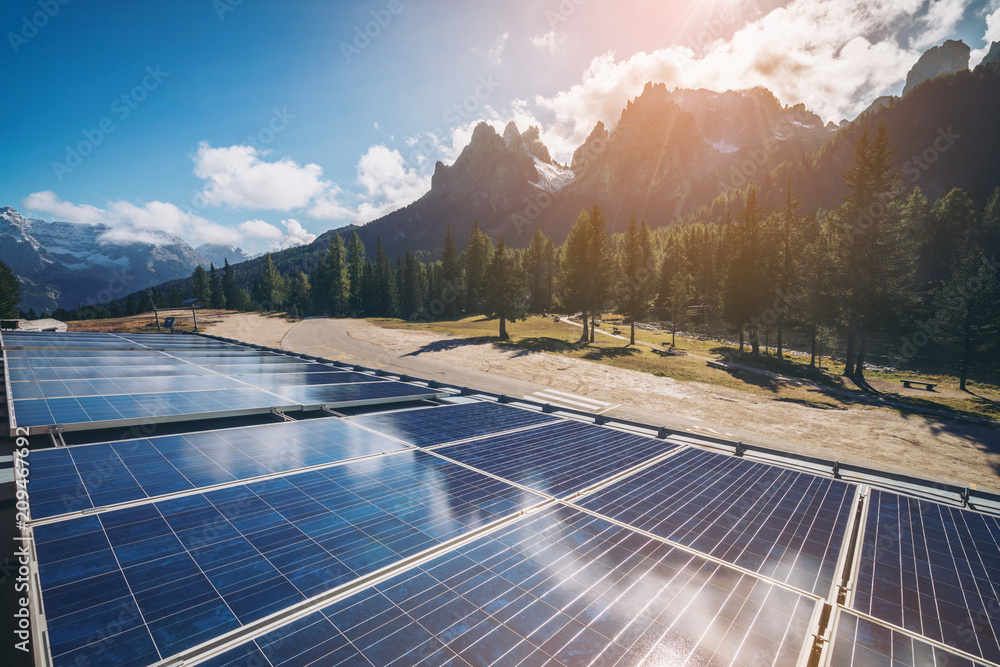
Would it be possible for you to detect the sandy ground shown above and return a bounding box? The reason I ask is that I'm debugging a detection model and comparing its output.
[206,314,1000,491]
[204,312,297,348]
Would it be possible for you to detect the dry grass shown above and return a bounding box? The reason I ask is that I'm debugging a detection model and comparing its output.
[372,315,1000,422]
[67,309,238,333]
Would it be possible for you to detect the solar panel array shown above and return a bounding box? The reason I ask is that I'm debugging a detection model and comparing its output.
[3,332,443,434]
[10,331,1000,666]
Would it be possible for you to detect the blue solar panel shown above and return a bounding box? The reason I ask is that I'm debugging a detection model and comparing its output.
[266,382,442,406]
[27,418,414,519]
[8,375,252,400]
[247,371,387,387]
[854,490,1000,664]
[201,504,817,666]
[434,420,676,498]
[33,451,544,665]
[576,448,856,597]
[348,401,559,447]
[8,365,222,382]
[832,611,990,667]
[13,388,296,431]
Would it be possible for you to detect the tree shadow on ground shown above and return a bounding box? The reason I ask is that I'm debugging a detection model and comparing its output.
[402,336,494,356]
[504,337,579,357]
[582,345,643,361]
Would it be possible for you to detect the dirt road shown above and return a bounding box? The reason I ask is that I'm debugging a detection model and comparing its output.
[205,315,1000,491]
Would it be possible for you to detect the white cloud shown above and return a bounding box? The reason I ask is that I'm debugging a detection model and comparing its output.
[527,0,969,155]
[309,145,431,225]
[192,142,330,210]
[531,30,568,55]
[473,31,510,64]
[971,5,1000,65]
[22,191,105,225]
[911,0,973,49]
[239,219,284,240]
[274,219,316,249]
[22,191,240,246]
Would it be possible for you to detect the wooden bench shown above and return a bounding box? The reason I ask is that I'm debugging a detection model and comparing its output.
[902,380,936,390]
[612,327,621,335]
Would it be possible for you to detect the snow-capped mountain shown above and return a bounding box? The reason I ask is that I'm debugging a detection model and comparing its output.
[0,207,247,313]
[195,243,252,268]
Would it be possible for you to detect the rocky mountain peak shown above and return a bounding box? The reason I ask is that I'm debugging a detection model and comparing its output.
[502,121,523,149]
[571,121,609,172]
[903,39,970,95]
[430,122,538,211]
[979,41,1000,69]
[520,126,553,164]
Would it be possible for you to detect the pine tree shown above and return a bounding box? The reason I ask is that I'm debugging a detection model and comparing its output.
[584,205,613,342]
[258,253,286,311]
[289,271,311,318]
[398,252,424,320]
[191,265,211,303]
[0,259,22,318]
[524,228,555,314]
[773,179,803,358]
[209,264,225,309]
[372,238,397,317]
[484,236,527,339]
[347,232,366,316]
[222,259,239,309]
[836,123,912,381]
[723,187,770,354]
[463,221,493,314]
[559,210,594,341]
[615,216,656,345]
[326,233,349,317]
[666,272,694,347]
[441,224,462,319]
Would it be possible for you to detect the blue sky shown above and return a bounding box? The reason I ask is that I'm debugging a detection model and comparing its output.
[1,0,998,253]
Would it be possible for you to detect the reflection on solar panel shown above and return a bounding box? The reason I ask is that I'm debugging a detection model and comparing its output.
[34,451,544,663]
[13,388,297,432]
[4,334,445,434]
[831,611,989,667]
[200,505,817,666]
[576,448,855,597]
[853,490,1000,664]
[27,418,413,519]
[434,420,676,497]
[13,331,1000,666]
[348,401,558,447]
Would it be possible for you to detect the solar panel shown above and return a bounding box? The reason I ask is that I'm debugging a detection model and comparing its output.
[193,504,818,667]
[27,417,415,520]
[8,375,253,400]
[832,610,989,667]
[433,420,677,498]
[854,489,1000,663]
[265,382,443,407]
[575,447,856,597]
[33,451,545,665]
[12,388,299,434]
[347,401,559,447]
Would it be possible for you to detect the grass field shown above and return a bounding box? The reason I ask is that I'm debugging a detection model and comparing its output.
[371,314,1000,422]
